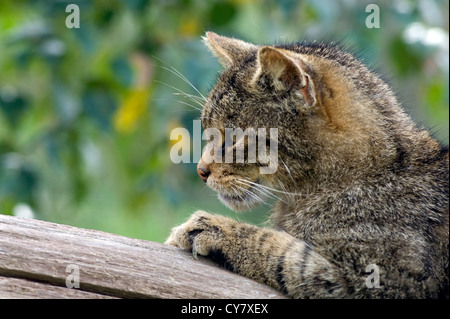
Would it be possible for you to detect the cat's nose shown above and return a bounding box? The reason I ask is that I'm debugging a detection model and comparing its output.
[197,166,211,183]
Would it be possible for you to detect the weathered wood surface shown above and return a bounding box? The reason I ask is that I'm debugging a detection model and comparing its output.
[0,214,286,299]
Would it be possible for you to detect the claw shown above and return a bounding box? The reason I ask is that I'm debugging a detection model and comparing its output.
[192,247,198,260]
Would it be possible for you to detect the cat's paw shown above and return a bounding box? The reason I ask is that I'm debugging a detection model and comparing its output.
[165,211,234,259]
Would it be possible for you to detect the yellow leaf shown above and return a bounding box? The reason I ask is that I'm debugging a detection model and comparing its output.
[114,88,150,134]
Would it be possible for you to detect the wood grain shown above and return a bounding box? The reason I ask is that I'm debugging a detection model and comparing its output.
[0,214,286,299]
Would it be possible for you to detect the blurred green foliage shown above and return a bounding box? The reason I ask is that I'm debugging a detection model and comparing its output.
[0,0,448,242]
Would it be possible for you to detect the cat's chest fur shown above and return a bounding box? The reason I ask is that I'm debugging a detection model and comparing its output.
[273,195,337,244]
[271,184,390,245]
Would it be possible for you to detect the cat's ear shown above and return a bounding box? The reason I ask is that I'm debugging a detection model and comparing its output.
[255,46,316,106]
[203,32,257,68]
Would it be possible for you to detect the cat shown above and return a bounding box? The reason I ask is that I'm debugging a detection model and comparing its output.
[165,32,449,298]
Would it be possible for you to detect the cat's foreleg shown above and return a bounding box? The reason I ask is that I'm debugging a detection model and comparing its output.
[165,211,347,298]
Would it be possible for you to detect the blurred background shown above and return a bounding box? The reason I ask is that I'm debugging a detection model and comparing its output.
[0,0,448,243]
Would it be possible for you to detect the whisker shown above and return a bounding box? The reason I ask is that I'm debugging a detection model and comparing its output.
[277,178,295,202]
[165,66,207,102]
[154,80,205,107]
[174,100,202,111]
[233,183,264,202]
[152,55,207,102]
[235,179,284,203]
[236,177,299,200]
[172,92,205,105]
[280,158,295,185]
[152,56,223,126]
[230,184,253,211]
[236,178,284,195]
[233,183,272,209]
[235,179,276,199]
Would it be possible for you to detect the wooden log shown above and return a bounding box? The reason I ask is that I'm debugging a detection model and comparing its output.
[0,214,286,299]
[0,276,117,299]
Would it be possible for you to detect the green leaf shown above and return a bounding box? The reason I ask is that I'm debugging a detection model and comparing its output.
[389,36,423,76]
[82,89,118,131]
[209,2,236,27]
[0,153,37,206]
[111,57,133,87]
[0,86,28,127]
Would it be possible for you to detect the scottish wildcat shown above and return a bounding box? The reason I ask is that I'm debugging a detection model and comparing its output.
[166,32,449,298]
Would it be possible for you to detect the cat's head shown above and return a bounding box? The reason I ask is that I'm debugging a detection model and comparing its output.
[197,32,398,211]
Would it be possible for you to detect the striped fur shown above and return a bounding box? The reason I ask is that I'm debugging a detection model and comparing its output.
[166,33,449,298]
